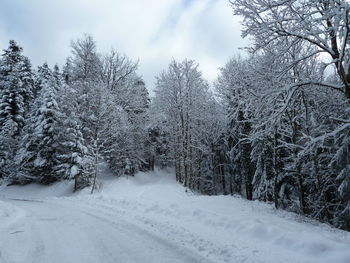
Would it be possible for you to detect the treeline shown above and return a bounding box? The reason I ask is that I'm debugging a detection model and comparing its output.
[0,36,151,190]
[1,0,349,231]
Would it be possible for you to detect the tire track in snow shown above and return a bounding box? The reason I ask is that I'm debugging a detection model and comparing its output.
[3,198,214,263]
[64,197,250,263]
[56,200,215,263]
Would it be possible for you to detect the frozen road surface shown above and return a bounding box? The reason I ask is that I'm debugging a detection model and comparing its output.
[1,168,350,263]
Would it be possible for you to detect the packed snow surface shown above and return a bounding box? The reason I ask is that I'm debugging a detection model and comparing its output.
[1,166,350,263]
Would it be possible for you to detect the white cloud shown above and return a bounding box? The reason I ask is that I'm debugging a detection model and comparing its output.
[0,0,247,91]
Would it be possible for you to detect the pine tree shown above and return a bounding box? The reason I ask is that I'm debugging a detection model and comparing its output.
[16,63,62,184]
[0,40,34,179]
[53,65,88,187]
[0,40,33,133]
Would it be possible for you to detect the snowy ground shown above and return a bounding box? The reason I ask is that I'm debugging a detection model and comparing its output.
[1,166,350,263]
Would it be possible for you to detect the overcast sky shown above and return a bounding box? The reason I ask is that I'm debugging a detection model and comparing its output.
[0,0,247,91]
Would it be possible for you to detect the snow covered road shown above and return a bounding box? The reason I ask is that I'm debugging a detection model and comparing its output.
[1,169,350,263]
[0,198,209,263]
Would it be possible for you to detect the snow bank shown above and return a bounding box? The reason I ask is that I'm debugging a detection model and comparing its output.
[0,180,76,200]
[84,168,350,263]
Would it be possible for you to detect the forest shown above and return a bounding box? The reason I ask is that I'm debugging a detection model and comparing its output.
[1,0,350,232]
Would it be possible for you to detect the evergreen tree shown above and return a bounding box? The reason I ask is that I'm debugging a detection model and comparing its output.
[0,40,33,133]
[0,40,33,179]
[53,65,88,186]
[16,63,62,184]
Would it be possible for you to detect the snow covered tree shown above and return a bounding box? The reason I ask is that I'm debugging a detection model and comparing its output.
[0,40,34,179]
[224,1,350,230]
[66,35,150,188]
[52,65,88,189]
[230,0,350,100]
[215,56,259,199]
[153,59,220,190]
[15,63,62,184]
[70,35,102,82]
[122,79,150,172]
[100,50,150,175]
[0,41,33,133]
[66,36,104,188]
